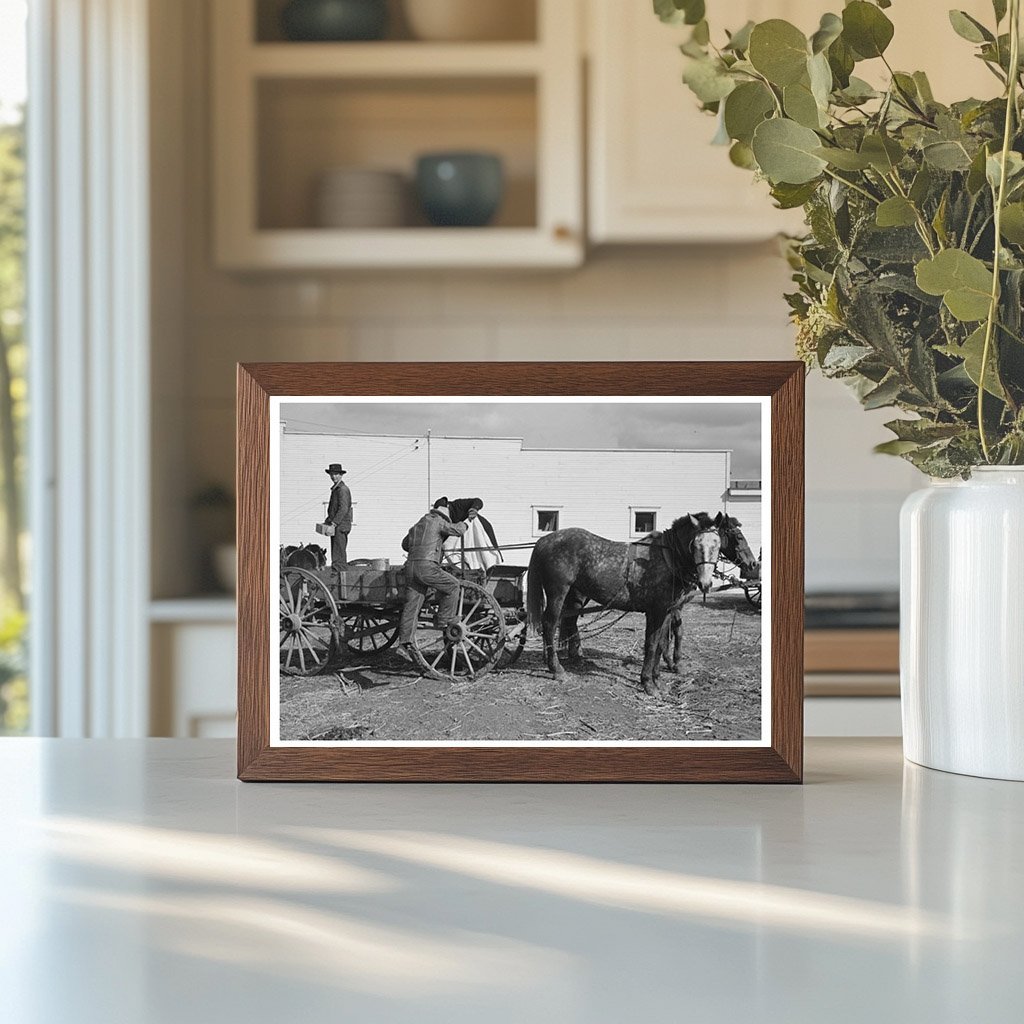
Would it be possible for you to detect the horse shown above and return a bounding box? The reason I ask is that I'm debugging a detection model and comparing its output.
[526,513,724,695]
[282,543,327,572]
[662,515,759,671]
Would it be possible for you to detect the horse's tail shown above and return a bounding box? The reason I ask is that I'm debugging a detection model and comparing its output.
[526,547,546,636]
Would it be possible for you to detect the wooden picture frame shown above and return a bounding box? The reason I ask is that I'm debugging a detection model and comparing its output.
[238,362,804,782]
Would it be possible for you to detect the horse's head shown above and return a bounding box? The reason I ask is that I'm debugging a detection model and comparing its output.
[669,513,723,594]
[717,514,758,580]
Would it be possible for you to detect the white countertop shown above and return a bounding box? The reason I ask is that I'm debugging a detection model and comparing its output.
[1,738,1020,1023]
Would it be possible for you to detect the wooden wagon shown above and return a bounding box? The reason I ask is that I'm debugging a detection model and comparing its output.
[279,560,529,680]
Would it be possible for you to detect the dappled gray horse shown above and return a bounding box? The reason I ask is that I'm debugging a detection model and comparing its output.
[662,515,759,671]
[526,513,724,694]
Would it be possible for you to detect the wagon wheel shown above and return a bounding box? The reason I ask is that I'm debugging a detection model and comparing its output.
[411,580,506,680]
[744,583,762,609]
[497,611,528,668]
[280,567,340,676]
[341,609,399,657]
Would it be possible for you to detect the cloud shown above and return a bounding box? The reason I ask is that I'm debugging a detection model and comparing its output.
[283,400,762,478]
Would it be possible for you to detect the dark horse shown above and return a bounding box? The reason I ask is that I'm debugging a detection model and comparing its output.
[662,515,759,671]
[526,513,725,695]
[281,543,327,571]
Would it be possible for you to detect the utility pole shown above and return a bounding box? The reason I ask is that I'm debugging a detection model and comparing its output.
[426,430,432,507]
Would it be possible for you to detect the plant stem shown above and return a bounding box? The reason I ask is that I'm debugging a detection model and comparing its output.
[979,0,1021,462]
[822,167,880,205]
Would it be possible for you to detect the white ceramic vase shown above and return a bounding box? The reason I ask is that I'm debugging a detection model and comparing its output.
[900,467,1024,780]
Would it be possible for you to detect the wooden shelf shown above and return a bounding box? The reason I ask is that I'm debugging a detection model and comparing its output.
[249,42,544,78]
[212,0,583,269]
[218,226,580,270]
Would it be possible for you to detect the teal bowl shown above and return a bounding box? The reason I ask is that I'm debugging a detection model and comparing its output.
[415,153,505,228]
[281,0,388,42]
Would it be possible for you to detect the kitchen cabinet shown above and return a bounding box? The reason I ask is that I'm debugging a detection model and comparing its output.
[586,0,998,244]
[587,0,811,243]
[211,0,583,269]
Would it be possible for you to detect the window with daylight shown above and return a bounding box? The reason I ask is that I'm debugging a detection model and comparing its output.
[633,510,656,535]
[630,507,660,537]
[535,509,560,534]
[0,0,27,735]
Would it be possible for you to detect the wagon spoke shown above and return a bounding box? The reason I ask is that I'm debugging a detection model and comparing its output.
[427,645,447,671]
[464,637,488,660]
[460,644,475,677]
[450,643,457,677]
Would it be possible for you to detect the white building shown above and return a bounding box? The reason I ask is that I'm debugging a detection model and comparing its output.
[279,426,761,564]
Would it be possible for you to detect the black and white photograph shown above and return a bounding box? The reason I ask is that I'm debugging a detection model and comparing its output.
[270,396,770,746]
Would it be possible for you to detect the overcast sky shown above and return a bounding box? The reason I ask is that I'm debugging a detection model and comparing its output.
[282,401,762,478]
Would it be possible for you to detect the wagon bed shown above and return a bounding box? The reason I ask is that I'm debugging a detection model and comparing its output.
[279,561,528,681]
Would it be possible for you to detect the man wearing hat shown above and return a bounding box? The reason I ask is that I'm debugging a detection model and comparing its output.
[324,464,352,571]
[395,500,477,661]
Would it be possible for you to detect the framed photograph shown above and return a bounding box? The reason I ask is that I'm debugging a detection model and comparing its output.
[237,362,803,782]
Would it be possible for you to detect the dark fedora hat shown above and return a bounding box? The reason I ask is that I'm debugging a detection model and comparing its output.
[325,463,347,475]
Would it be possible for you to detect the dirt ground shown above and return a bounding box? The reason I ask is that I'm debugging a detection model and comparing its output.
[279,592,762,743]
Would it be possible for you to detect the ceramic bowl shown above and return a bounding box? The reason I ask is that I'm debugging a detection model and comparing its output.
[315,168,407,228]
[415,152,504,228]
[281,0,388,42]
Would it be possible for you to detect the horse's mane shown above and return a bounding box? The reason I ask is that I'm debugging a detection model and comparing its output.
[667,512,717,536]
[659,512,719,580]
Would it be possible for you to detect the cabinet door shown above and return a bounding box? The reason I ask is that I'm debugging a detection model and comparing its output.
[588,0,995,244]
[587,0,809,243]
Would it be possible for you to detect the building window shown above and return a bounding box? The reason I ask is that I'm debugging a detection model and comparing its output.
[629,507,660,538]
[633,510,656,534]
[536,509,559,533]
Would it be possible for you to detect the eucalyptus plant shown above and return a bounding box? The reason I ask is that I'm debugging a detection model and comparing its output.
[657,0,1024,475]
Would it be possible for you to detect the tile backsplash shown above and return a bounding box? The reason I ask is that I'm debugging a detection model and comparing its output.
[180,247,917,594]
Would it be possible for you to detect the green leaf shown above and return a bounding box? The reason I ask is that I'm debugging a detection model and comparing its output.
[751,118,828,184]
[724,20,755,53]
[770,180,820,209]
[986,150,1024,191]
[932,190,950,246]
[923,140,972,171]
[814,146,872,170]
[807,51,833,109]
[909,164,933,205]
[862,374,903,409]
[993,0,1008,24]
[723,81,775,144]
[860,133,904,173]
[682,57,736,104]
[827,35,855,88]
[884,418,963,443]
[842,1,895,59]
[874,439,922,455]
[948,10,994,44]
[876,197,918,228]
[653,0,705,26]
[940,325,1006,398]
[748,20,809,86]
[784,80,824,129]
[913,71,935,104]
[1000,203,1024,245]
[915,249,994,321]
[967,144,991,194]
[729,140,757,169]
[810,12,843,54]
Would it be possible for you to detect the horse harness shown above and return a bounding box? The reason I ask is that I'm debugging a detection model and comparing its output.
[627,527,720,589]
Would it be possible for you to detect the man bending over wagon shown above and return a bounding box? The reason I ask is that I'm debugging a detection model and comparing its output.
[395,500,478,662]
